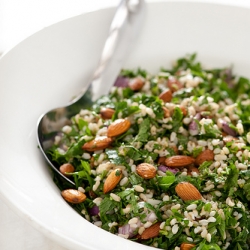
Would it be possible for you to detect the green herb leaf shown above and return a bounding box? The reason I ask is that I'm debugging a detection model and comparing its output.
[224,164,239,196]
[135,117,151,142]
[171,107,183,132]
[99,197,119,223]
[105,149,126,165]
[157,174,175,191]
[65,138,86,160]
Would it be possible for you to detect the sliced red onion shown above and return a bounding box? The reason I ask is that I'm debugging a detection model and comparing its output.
[158,165,167,172]
[88,205,99,216]
[118,224,137,238]
[189,113,201,136]
[194,113,201,120]
[189,120,199,136]
[221,121,237,136]
[166,167,179,174]
[118,223,130,235]
[147,212,157,222]
[158,165,179,174]
[113,76,129,88]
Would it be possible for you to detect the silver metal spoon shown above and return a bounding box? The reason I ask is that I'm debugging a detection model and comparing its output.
[37,0,145,186]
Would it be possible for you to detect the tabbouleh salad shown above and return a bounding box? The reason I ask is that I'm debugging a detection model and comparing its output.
[49,54,250,249]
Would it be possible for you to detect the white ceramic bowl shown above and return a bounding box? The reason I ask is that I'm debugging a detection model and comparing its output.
[1,1,250,249]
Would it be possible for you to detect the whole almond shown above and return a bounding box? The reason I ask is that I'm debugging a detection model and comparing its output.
[100,107,115,120]
[103,168,123,194]
[107,119,131,137]
[167,77,183,92]
[128,77,144,91]
[195,149,214,166]
[159,89,172,102]
[180,243,196,250]
[165,155,195,168]
[140,222,161,240]
[175,182,202,201]
[59,163,75,176]
[61,189,86,204]
[82,136,112,152]
[136,163,157,179]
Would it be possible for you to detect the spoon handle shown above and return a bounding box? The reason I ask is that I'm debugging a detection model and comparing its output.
[89,0,146,100]
[37,0,145,187]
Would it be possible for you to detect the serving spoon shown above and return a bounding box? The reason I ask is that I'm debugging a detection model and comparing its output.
[37,0,145,186]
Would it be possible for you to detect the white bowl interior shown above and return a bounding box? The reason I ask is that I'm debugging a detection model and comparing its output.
[1,1,250,249]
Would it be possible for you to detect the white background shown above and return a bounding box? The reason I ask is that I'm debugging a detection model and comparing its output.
[0,0,120,55]
[1,0,250,56]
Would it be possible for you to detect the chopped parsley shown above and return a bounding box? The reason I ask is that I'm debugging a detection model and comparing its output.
[49,54,250,250]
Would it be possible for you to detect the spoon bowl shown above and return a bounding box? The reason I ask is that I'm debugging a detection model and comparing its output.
[37,0,145,186]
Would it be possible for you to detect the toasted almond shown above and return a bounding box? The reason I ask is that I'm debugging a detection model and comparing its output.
[165,155,195,168]
[61,189,86,204]
[128,77,144,91]
[136,163,157,179]
[159,89,172,102]
[82,136,112,152]
[107,118,131,137]
[180,243,196,250]
[59,163,75,176]
[100,107,115,120]
[140,222,161,240]
[103,168,123,194]
[167,77,183,92]
[195,149,214,166]
[175,182,202,201]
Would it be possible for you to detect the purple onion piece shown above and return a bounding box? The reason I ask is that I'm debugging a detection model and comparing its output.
[118,223,130,235]
[158,165,167,173]
[166,167,179,174]
[147,212,157,222]
[189,120,199,136]
[88,205,99,216]
[158,165,179,174]
[188,113,201,136]
[194,113,201,120]
[118,224,137,238]
[221,121,237,137]
[113,76,129,88]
